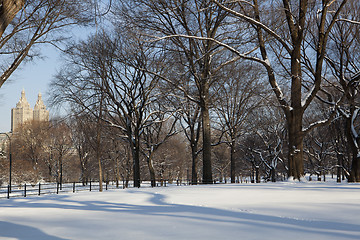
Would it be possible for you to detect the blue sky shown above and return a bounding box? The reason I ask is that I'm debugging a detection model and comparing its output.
[0,23,98,133]
[0,46,60,133]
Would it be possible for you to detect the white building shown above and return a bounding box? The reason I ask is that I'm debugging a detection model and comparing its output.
[11,90,49,132]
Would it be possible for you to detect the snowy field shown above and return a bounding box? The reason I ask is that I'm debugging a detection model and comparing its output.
[1,181,360,240]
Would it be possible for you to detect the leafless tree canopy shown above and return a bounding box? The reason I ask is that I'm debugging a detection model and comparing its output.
[4,0,360,186]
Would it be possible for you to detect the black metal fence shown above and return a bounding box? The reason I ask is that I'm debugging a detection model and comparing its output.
[0,180,137,199]
[0,179,233,199]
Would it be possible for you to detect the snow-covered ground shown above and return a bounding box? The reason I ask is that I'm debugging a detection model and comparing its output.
[1,181,360,240]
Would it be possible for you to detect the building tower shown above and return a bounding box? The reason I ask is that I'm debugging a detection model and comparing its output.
[33,92,49,122]
[11,89,33,132]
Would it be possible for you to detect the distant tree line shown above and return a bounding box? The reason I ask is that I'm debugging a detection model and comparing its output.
[1,0,360,187]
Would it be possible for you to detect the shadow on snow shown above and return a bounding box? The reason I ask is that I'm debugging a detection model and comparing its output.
[1,188,360,239]
[0,221,69,240]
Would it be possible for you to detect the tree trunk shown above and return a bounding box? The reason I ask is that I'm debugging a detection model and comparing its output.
[191,143,198,185]
[270,167,276,182]
[349,157,360,182]
[96,142,103,191]
[147,155,156,187]
[346,106,360,182]
[116,157,120,188]
[96,133,103,191]
[201,102,213,184]
[255,166,260,183]
[189,118,200,185]
[230,140,236,183]
[349,125,360,182]
[337,153,342,183]
[287,112,305,180]
[0,0,25,38]
[132,137,141,188]
[60,158,63,189]
[250,169,254,183]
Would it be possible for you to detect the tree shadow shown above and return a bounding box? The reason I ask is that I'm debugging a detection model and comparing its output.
[0,221,69,240]
[1,190,360,239]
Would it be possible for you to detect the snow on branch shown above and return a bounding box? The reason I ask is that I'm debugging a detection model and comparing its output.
[251,149,272,170]
[212,0,292,54]
[150,34,289,113]
[336,19,360,25]
[302,108,338,135]
[351,108,360,147]
[137,66,200,104]
[150,34,267,66]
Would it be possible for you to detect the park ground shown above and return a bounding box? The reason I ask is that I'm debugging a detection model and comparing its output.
[0,180,360,240]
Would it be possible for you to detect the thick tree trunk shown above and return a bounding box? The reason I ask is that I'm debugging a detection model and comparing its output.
[287,112,305,180]
[349,157,360,182]
[346,108,360,182]
[201,102,213,184]
[199,50,213,184]
[270,167,276,182]
[0,0,25,38]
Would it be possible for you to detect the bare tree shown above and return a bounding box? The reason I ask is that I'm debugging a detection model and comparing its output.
[11,121,49,169]
[50,27,167,188]
[48,120,73,187]
[70,114,93,185]
[141,104,178,187]
[0,0,91,87]
[324,0,360,182]
[211,0,348,180]
[214,61,266,183]
[119,0,242,183]
[11,120,50,182]
[179,100,202,184]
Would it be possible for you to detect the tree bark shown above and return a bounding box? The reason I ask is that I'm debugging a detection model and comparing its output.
[230,140,236,183]
[132,136,141,188]
[287,112,304,180]
[96,91,104,192]
[270,167,276,182]
[349,157,360,182]
[201,90,213,184]
[347,107,360,182]
[0,0,25,38]
[147,154,156,187]
[255,166,260,183]
[191,141,198,185]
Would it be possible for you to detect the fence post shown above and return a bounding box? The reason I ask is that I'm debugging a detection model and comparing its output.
[38,183,41,196]
[73,182,75,193]
[24,184,27,197]
[7,185,10,199]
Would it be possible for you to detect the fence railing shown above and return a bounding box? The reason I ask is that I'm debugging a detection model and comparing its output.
[0,180,138,199]
[0,179,236,199]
